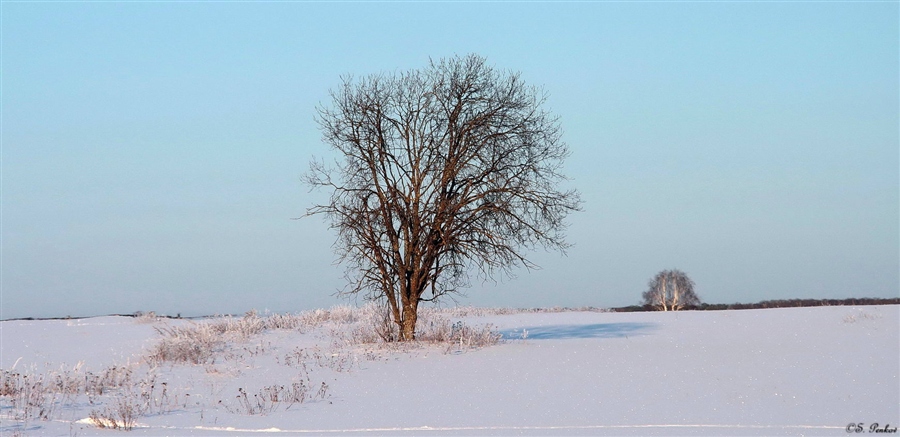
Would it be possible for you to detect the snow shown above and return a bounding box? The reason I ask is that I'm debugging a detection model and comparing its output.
[1,317,162,372]
[2,306,898,436]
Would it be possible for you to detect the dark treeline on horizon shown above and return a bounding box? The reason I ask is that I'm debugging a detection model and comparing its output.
[5,297,899,321]
[613,297,900,312]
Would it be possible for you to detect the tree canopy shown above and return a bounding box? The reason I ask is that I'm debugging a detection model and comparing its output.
[642,269,700,311]
[305,54,581,340]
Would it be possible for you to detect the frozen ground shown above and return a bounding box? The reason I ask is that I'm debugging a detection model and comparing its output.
[2,305,898,436]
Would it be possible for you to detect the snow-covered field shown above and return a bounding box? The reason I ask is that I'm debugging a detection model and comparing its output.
[2,305,898,436]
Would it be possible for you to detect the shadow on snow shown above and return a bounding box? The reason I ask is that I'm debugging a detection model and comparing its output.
[499,322,658,340]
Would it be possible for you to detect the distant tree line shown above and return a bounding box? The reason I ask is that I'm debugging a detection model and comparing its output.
[614,297,900,313]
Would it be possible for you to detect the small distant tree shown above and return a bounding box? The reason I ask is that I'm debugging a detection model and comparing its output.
[641,269,700,311]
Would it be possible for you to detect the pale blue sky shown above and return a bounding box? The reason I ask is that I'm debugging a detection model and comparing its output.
[2,2,897,319]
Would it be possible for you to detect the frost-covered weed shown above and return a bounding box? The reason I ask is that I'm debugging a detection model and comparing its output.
[3,304,511,433]
[418,318,503,352]
[147,311,282,366]
[277,347,358,373]
[843,310,883,324]
[324,303,503,352]
[0,364,177,433]
[149,304,515,365]
[223,382,329,416]
[146,306,391,367]
[148,323,223,365]
[132,311,163,324]
[89,386,145,430]
[1,364,136,424]
[87,371,178,431]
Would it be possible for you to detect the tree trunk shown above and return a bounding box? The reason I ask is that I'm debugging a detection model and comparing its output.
[659,280,669,311]
[399,302,418,341]
[672,279,680,311]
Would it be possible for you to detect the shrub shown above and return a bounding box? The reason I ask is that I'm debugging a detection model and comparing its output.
[223,382,330,416]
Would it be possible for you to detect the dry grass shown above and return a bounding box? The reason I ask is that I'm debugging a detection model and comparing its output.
[843,309,883,323]
[144,304,504,365]
[416,317,502,353]
[146,310,277,366]
[0,364,178,433]
[277,347,358,373]
[222,382,330,416]
[132,311,163,324]
[325,303,503,352]
[3,304,513,432]
[147,324,223,366]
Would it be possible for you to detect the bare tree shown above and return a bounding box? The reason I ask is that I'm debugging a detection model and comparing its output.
[305,54,581,340]
[641,269,700,311]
